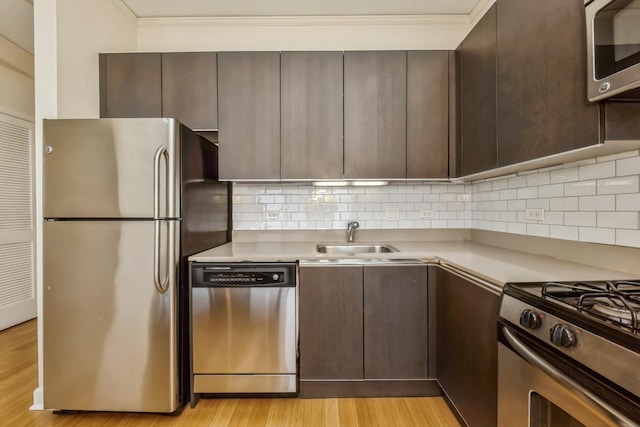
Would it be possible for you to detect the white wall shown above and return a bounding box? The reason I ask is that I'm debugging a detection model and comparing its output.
[56,0,137,118]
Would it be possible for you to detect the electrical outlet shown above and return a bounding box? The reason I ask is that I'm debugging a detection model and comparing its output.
[457,193,471,202]
[525,208,545,221]
[266,210,280,219]
[420,209,435,218]
[386,208,399,220]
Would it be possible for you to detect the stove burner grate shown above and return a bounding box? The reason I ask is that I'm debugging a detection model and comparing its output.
[542,280,640,332]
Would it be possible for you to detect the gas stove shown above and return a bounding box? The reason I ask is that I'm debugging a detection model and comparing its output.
[498,279,640,425]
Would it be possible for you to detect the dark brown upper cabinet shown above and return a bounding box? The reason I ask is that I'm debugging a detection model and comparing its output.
[99,53,162,118]
[496,0,600,166]
[161,52,217,131]
[457,4,497,176]
[217,52,281,180]
[280,51,344,180]
[99,52,217,131]
[344,51,407,179]
[407,50,452,179]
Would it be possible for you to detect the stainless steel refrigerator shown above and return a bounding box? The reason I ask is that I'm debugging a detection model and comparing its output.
[42,118,229,413]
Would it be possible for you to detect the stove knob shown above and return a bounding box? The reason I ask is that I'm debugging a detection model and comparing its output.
[550,324,576,348]
[519,309,541,329]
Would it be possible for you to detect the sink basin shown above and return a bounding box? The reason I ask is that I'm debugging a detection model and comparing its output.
[316,244,399,256]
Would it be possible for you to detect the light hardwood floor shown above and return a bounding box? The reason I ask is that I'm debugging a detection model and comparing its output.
[0,320,461,427]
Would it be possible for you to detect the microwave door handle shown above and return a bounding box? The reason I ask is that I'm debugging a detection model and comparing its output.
[502,325,637,427]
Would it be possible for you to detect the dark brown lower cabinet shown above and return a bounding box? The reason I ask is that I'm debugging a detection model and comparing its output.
[364,265,429,379]
[436,266,499,427]
[298,266,364,380]
[299,264,437,398]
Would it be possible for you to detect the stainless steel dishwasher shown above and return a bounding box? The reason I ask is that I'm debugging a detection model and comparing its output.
[190,263,297,399]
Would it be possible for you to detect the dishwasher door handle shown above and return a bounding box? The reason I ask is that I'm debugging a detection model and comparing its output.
[192,283,296,289]
[502,325,638,427]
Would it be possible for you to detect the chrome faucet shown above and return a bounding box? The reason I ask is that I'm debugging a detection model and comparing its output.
[346,221,360,243]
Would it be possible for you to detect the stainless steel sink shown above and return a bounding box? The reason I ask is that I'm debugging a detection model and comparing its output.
[316,244,399,256]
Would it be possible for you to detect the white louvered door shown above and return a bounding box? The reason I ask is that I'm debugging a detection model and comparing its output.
[0,114,35,330]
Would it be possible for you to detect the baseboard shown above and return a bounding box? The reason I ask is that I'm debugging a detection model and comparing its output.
[299,379,441,399]
[30,387,43,410]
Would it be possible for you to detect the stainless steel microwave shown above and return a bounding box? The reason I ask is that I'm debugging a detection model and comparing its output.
[586,0,640,101]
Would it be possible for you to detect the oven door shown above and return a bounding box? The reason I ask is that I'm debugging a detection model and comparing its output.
[586,0,640,101]
[498,324,639,427]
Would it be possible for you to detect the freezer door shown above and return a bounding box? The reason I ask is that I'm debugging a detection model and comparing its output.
[43,118,181,219]
[43,220,180,413]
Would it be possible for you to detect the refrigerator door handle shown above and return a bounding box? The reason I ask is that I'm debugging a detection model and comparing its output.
[154,220,170,294]
[153,146,169,220]
[154,145,170,294]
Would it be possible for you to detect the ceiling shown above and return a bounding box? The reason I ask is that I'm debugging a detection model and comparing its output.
[120,0,484,18]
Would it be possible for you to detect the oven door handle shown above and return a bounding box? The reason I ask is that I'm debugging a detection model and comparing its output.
[502,325,638,427]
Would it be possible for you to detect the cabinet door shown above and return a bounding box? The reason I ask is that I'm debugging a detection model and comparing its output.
[299,266,363,380]
[407,51,450,179]
[364,266,429,379]
[344,51,407,179]
[217,52,280,180]
[99,53,162,118]
[436,267,498,427]
[496,0,599,166]
[162,52,217,131]
[281,52,343,180]
[458,4,497,176]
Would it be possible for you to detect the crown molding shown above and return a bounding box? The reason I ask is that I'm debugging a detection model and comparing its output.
[110,0,139,25]
[137,14,472,28]
[468,0,496,26]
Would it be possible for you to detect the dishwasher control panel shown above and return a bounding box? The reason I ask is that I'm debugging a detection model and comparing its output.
[191,263,296,288]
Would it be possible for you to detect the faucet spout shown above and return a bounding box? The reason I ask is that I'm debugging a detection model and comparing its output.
[346,221,360,243]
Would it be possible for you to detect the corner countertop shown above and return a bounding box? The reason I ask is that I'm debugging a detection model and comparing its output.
[189,237,637,288]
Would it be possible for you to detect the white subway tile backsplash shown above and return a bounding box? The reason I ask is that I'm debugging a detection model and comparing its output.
[597,212,639,229]
[527,223,550,238]
[538,184,564,198]
[565,180,597,196]
[550,225,579,241]
[617,155,640,176]
[616,229,640,247]
[579,162,616,180]
[550,197,579,211]
[565,212,597,227]
[232,152,640,248]
[526,172,550,187]
[597,176,639,195]
[526,198,550,210]
[617,193,640,211]
[578,195,615,211]
[508,222,527,235]
[517,187,538,199]
[508,176,528,189]
[579,227,615,244]
[550,168,579,184]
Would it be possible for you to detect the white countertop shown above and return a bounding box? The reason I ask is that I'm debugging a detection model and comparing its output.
[189,239,636,287]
